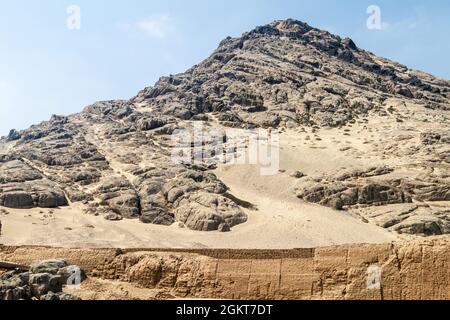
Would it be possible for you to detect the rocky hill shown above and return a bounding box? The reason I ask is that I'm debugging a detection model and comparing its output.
[0,19,449,237]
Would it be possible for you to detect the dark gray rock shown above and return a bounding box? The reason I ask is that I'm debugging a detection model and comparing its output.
[291,171,306,179]
[7,129,21,141]
[30,259,68,275]
[1,260,84,301]
[218,223,231,232]
[40,292,82,301]
[29,273,63,297]
[140,209,174,226]
[104,211,123,221]
[137,117,168,131]
[297,181,411,208]
[0,192,33,208]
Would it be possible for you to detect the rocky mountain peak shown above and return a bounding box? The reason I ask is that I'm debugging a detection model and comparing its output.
[131,19,448,129]
[244,18,313,38]
[0,20,449,237]
[241,19,358,51]
[216,19,357,56]
[270,19,312,32]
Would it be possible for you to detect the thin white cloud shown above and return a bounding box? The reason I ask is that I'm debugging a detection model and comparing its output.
[117,14,177,40]
[136,15,174,39]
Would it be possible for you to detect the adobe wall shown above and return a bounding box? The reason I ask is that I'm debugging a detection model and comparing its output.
[1,237,448,300]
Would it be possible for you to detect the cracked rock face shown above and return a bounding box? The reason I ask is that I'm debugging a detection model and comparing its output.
[0,159,68,209]
[0,259,84,300]
[295,165,450,235]
[0,19,449,234]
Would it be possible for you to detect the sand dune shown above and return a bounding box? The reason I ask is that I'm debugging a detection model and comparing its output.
[0,130,402,249]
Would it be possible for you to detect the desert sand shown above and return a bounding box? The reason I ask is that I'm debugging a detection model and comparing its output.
[0,128,403,249]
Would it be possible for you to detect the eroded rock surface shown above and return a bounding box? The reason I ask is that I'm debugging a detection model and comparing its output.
[0,19,449,234]
[1,238,448,300]
[0,259,84,300]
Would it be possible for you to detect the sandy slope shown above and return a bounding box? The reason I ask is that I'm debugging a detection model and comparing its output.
[214,165,401,248]
[0,195,399,249]
[0,128,403,249]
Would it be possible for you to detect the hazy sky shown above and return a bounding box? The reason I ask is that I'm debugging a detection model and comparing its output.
[1,0,449,135]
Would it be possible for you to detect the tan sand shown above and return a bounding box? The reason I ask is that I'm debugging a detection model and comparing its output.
[0,129,403,249]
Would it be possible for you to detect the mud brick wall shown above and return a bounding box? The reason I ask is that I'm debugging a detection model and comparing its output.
[1,237,449,300]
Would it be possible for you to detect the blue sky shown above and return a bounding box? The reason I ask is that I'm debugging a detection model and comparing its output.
[1,0,449,135]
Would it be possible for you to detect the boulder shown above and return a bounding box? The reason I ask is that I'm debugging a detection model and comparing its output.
[218,223,231,232]
[140,209,174,226]
[394,216,449,236]
[291,171,306,179]
[30,259,68,274]
[0,192,33,208]
[1,260,84,301]
[6,129,21,141]
[297,180,411,208]
[104,211,123,221]
[36,190,68,208]
[107,193,140,219]
[29,273,63,298]
[40,292,82,301]
[174,192,247,231]
[137,117,168,131]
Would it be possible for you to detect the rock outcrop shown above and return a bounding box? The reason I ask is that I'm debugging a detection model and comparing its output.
[0,259,84,300]
[295,166,450,235]
[0,19,449,234]
[0,160,68,208]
